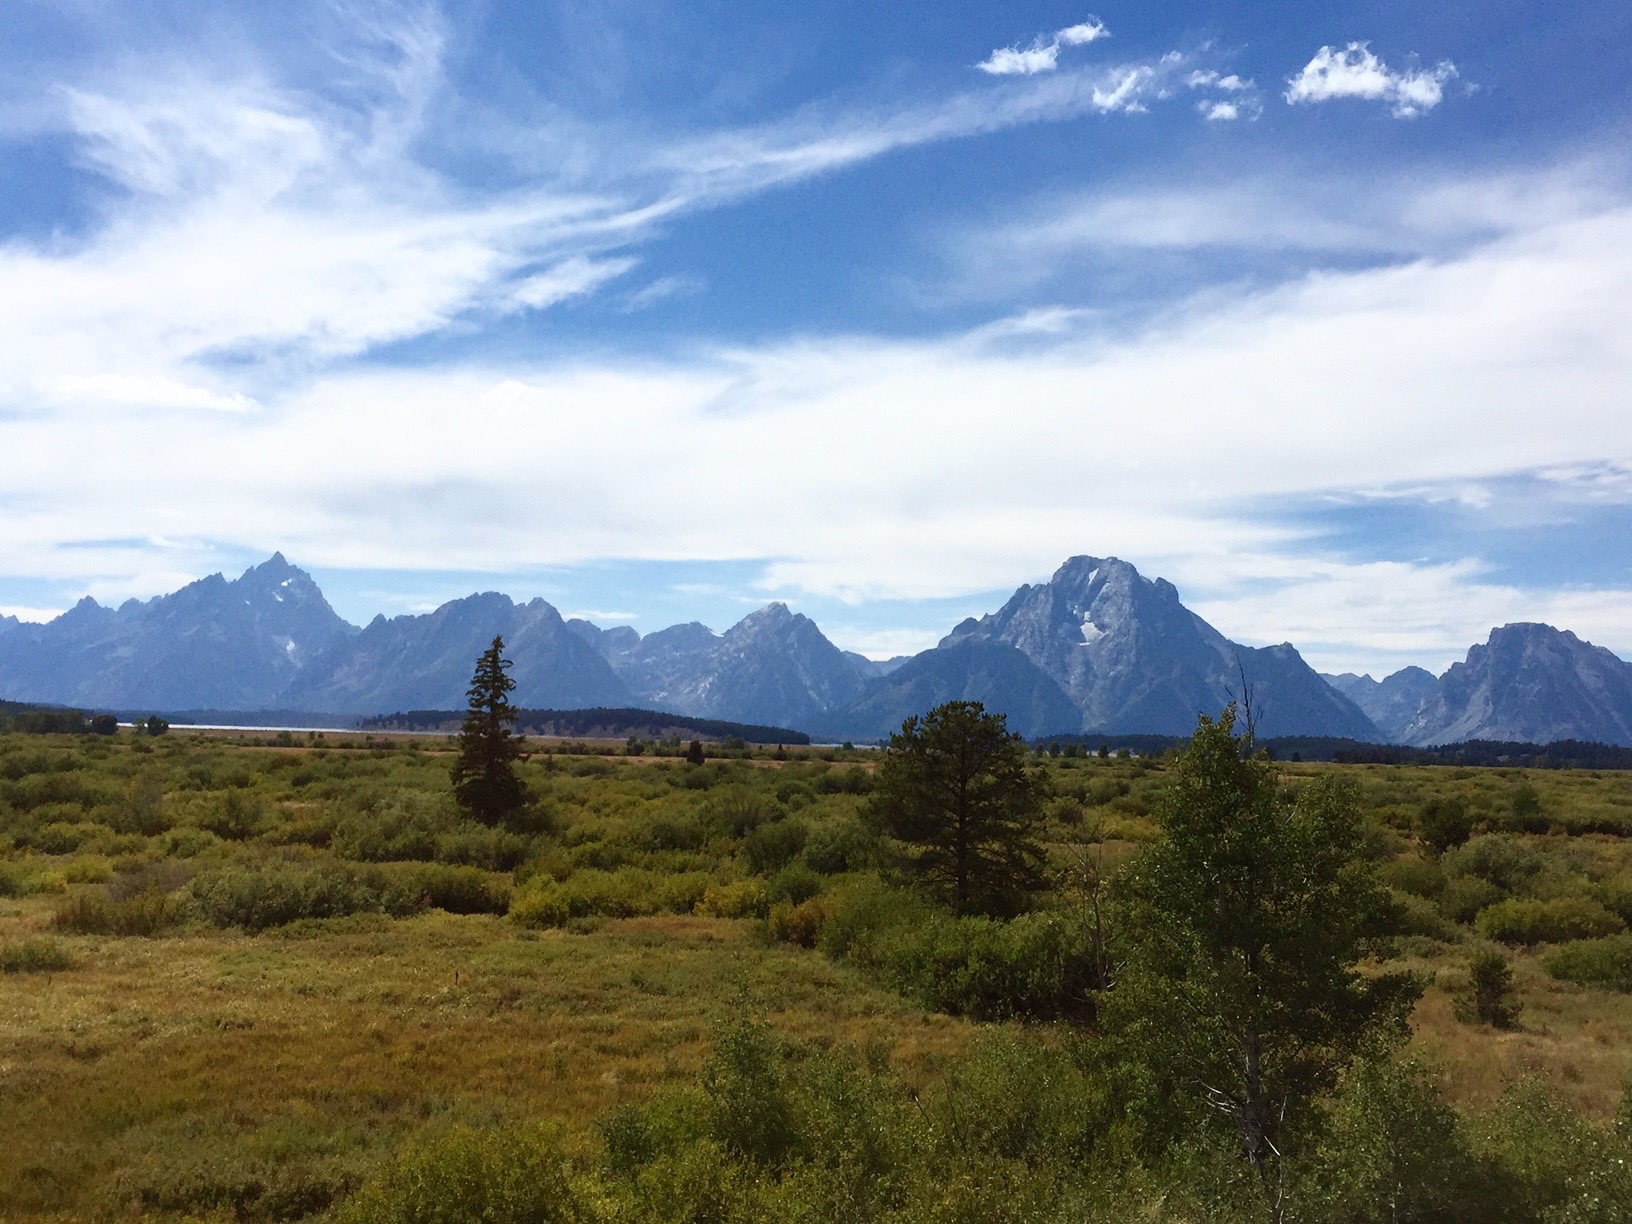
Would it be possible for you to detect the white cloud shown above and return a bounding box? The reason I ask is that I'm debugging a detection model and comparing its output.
[512,256,637,309]
[4,200,1629,669]
[946,160,1622,302]
[1286,43,1458,118]
[41,374,259,412]
[0,606,66,624]
[1186,69,1261,121]
[978,18,1108,76]
[1185,557,1632,676]
[622,275,706,312]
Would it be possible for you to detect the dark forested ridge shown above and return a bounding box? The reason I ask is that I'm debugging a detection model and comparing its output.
[361,706,812,745]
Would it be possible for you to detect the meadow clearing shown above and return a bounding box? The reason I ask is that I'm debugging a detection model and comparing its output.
[3,727,1632,1221]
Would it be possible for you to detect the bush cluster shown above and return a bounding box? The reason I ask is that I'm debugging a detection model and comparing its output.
[1474,896,1624,946]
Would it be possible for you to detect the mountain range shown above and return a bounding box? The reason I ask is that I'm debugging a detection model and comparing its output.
[1,553,1629,747]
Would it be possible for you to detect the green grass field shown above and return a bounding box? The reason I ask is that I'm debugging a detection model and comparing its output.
[3,729,1632,1220]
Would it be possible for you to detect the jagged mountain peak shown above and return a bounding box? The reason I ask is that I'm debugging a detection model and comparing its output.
[732,602,799,631]
[930,553,1374,739]
[1401,622,1632,747]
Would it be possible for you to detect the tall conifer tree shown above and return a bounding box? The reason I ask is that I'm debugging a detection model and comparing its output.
[451,635,528,826]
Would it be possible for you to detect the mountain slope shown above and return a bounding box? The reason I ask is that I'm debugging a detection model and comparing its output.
[816,641,1083,742]
[1324,667,1438,742]
[942,556,1379,739]
[1402,624,1632,747]
[678,603,868,728]
[0,554,355,709]
[286,593,633,714]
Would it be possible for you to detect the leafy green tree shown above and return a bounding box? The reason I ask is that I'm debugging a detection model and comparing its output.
[1110,707,1418,1219]
[869,700,1046,915]
[450,636,529,827]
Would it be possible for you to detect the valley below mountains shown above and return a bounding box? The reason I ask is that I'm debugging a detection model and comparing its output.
[2,553,1630,747]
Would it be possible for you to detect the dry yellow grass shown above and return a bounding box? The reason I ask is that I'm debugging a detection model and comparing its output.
[0,892,972,1219]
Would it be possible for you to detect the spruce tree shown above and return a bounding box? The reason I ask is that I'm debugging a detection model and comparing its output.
[869,700,1046,915]
[451,636,529,827]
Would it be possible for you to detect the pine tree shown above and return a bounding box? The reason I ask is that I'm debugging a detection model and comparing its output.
[869,700,1046,915]
[450,636,529,827]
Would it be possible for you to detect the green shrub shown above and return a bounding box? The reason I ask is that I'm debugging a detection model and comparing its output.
[509,887,569,929]
[386,864,510,915]
[880,909,1105,1022]
[30,820,99,854]
[434,825,530,871]
[53,886,175,936]
[1417,796,1474,854]
[766,896,830,948]
[1446,835,1542,894]
[0,861,20,897]
[332,1124,593,1224]
[0,936,76,973]
[1377,855,1444,898]
[196,790,268,840]
[743,820,808,874]
[187,864,392,931]
[1389,890,1459,941]
[134,1151,348,1221]
[510,868,708,928]
[703,790,772,838]
[801,818,873,874]
[1439,874,1506,924]
[701,1019,802,1169]
[640,816,706,853]
[1502,782,1548,834]
[1475,896,1624,946]
[1545,934,1632,993]
[1591,877,1632,926]
[1471,1081,1632,1223]
[697,879,770,919]
[766,862,823,906]
[815,878,935,966]
[1299,1057,1491,1222]
[157,826,221,858]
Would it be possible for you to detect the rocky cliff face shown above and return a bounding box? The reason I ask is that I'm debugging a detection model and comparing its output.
[938,556,1379,739]
[15,554,1623,748]
[286,592,633,714]
[0,554,355,709]
[1324,667,1438,742]
[1402,624,1632,747]
[814,641,1081,742]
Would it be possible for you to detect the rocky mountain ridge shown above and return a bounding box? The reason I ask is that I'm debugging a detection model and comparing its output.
[2,555,1628,746]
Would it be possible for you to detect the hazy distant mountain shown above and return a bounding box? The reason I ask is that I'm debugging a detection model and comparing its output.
[816,641,1082,742]
[567,606,873,728]
[287,592,632,714]
[1324,667,1438,742]
[941,556,1380,739]
[0,554,354,709]
[674,603,868,728]
[13,553,1624,747]
[1402,624,1632,747]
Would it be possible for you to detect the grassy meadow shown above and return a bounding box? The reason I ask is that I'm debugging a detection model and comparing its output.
[3,728,1632,1220]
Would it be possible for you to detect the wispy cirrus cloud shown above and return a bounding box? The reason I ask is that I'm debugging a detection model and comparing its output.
[1286,42,1459,118]
[977,19,1108,76]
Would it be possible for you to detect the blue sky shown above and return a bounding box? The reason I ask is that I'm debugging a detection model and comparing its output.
[1,0,1629,675]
